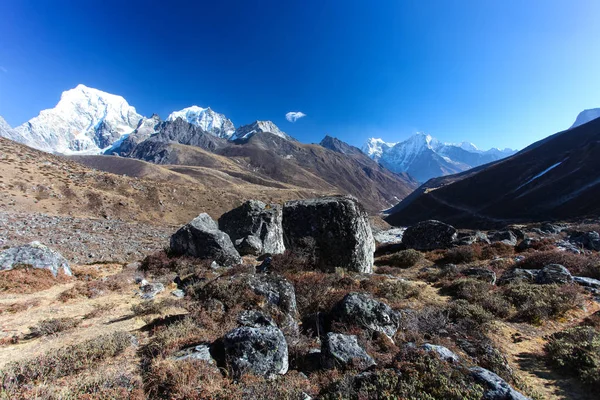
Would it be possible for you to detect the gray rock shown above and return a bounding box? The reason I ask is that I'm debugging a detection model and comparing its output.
[171,289,185,298]
[569,231,600,251]
[140,281,164,300]
[536,264,573,284]
[555,240,583,254]
[516,238,538,252]
[332,292,400,338]
[573,276,600,289]
[402,220,457,251]
[420,343,460,363]
[171,344,214,364]
[490,231,517,246]
[237,310,277,328]
[456,231,490,246]
[219,200,285,256]
[540,223,563,234]
[498,269,540,285]
[283,195,375,273]
[0,241,71,277]
[244,274,298,333]
[463,268,497,285]
[170,213,242,266]
[321,332,375,370]
[470,366,530,400]
[373,228,406,245]
[223,325,288,377]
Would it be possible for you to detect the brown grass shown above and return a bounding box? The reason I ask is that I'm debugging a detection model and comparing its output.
[0,267,72,293]
[28,317,82,338]
[517,251,600,278]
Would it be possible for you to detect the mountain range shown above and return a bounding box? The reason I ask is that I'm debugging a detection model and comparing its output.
[362,134,517,183]
[385,112,600,228]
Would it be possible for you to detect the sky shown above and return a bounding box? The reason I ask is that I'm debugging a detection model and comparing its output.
[1,0,599,150]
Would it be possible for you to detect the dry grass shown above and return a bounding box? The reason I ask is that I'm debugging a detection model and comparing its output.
[27,317,82,338]
[0,298,41,315]
[517,251,600,279]
[0,267,72,293]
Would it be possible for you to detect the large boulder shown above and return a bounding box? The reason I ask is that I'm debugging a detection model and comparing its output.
[244,274,299,333]
[321,332,375,370]
[282,196,375,273]
[332,292,400,339]
[402,220,457,251]
[470,367,530,400]
[0,242,71,277]
[536,264,573,284]
[223,325,288,378]
[490,231,518,246]
[218,200,285,256]
[170,213,242,266]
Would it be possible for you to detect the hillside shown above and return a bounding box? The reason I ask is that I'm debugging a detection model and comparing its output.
[386,117,600,228]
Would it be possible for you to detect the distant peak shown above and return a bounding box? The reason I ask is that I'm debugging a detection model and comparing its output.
[166,106,234,139]
[231,120,291,141]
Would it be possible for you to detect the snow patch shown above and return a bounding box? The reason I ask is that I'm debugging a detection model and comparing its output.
[516,161,564,191]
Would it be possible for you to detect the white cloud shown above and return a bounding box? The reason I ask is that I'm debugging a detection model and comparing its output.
[285,111,306,123]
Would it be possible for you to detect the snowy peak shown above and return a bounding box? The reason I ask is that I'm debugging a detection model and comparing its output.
[167,105,235,139]
[14,84,142,154]
[361,138,397,160]
[571,108,600,129]
[231,120,292,141]
[364,132,517,182]
[0,116,25,143]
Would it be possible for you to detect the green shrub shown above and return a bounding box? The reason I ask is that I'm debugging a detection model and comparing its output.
[28,317,81,337]
[546,326,600,387]
[442,279,512,318]
[503,283,582,324]
[441,245,481,264]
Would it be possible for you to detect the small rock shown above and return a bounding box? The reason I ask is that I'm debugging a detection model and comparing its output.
[140,281,164,300]
[573,276,600,289]
[402,220,457,251]
[420,343,460,363]
[0,241,71,277]
[498,269,540,285]
[171,289,185,298]
[536,264,573,284]
[489,231,517,246]
[569,231,600,251]
[171,344,214,364]
[540,223,563,234]
[332,292,400,339]
[470,366,531,400]
[463,268,497,285]
[223,325,288,378]
[237,310,277,328]
[321,332,375,370]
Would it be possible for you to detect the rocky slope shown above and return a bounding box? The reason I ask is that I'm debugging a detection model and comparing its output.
[167,106,235,139]
[386,116,600,228]
[571,108,600,129]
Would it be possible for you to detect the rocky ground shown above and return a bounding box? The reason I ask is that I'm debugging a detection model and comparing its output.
[0,197,600,399]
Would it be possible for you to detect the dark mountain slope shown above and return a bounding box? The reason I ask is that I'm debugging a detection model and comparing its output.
[386,117,600,228]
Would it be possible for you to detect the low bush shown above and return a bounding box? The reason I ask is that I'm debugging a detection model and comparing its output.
[503,283,583,324]
[131,299,180,317]
[0,266,71,293]
[1,331,132,390]
[0,298,41,314]
[58,274,129,301]
[379,249,424,268]
[545,326,600,387]
[83,302,116,319]
[517,251,600,278]
[442,279,512,318]
[441,245,481,264]
[28,317,81,337]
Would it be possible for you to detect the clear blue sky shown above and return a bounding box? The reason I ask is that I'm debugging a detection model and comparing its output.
[1,0,599,150]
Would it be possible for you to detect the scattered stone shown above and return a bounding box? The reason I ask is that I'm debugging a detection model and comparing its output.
[373,228,406,244]
[210,261,221,270]
[516,238,538,252]
[573,276,600,289]
[283,195,375,273]
[140,281,164,300]
[223,326,288,378]
[420,344,460,363]
[0,241,71,277]
[332,292,400,339]
[171,344,214,364]
[237,310,277,328]
[402,220,457,251]
[244,274,298,333]
[536,264,573,285]
[171,289,185,298]
[170,213,242,266]
[540,223,563,234]
[470,366,530,400]
[555,240,582,254]
[456,231,490,246]
[569,231,600,251]
[321,332,375,370]
[498,269,540,285]
[490,231,517,246]
[218,200,285,256]
[463,268,497,284]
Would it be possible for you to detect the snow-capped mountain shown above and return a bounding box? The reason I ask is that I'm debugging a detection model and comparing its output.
[361,138,397,160]
[167,106,235,139]
[571,108,600,129]
[364,133,517,182]
[12,84,143,154]
[0,116,26,143]
[231,121,292,141]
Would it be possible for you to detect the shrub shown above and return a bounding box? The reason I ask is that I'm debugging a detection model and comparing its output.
[58,275,128,301]
[545,326,600,387]
[28,317,81,337]
[1,331,132,389]
[503,283,583,324]
[517,251,600,278]
[0,298,41,315]
[448,299,494,327]
[0,266,71,293]
[131,299,179,317]
[442,279,512,318]
[83,303,116,319]
[441,245,481,264]
[379,249,424,268]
